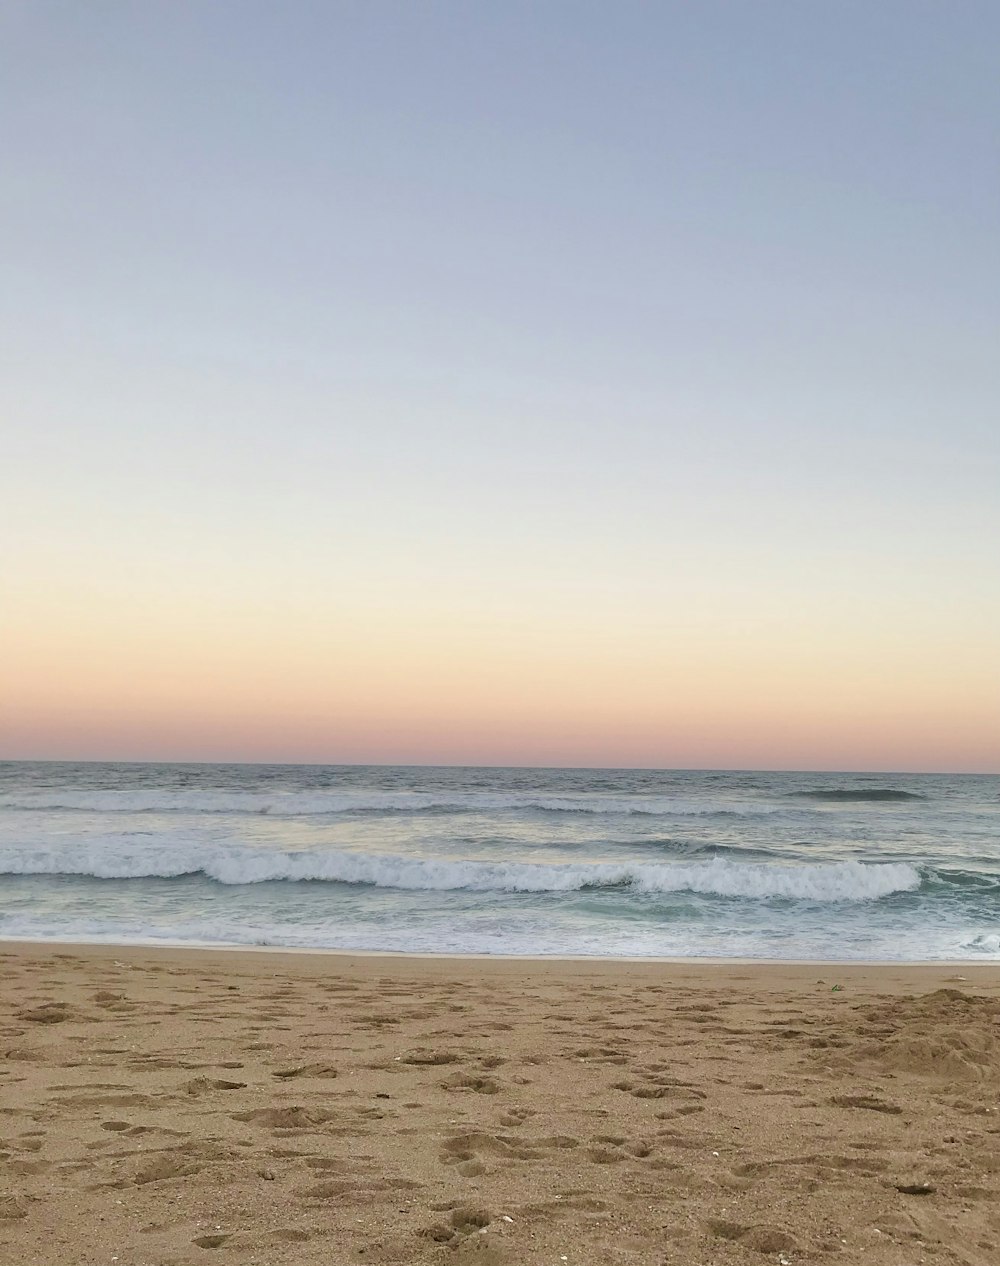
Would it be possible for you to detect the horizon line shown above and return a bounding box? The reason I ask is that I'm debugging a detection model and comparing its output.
[0,757,995,777]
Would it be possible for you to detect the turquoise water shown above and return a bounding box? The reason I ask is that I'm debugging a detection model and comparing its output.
[0,762,997,959]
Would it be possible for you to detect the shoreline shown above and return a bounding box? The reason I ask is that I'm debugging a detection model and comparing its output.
[3,931,999,967]
[3,936,1000,991]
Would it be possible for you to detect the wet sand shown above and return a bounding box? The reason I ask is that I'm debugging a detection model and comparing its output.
[2,943,999,1265]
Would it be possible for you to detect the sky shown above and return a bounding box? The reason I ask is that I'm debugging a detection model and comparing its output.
[2,1,998,771]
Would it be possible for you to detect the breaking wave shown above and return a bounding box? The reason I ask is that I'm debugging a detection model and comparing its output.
[0,843,922,900]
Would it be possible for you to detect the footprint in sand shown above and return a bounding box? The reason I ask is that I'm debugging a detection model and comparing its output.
[400,1049,460,1066]
[439,1132,538,1167]
[6,1158,50,1176]
[829,1094,902,1114]
[297,1179,352,1200]
[655,1103,705,1120]
[184,1077,247,1095]
[421,1207,492,1243]
[271,1063,338,1080]
[708,1220,799,1253]
[11,1135,45,1153]
[497,1106,534,1127]
[304,1157,349,1172]
[442,1073,501,1095]
[573,1047,629,1066]
[456,1159,486,1177]
[17,1003,73,1025]
[612,1079,707,1101]
[133,1154,204,1185]
[232,1106,335,1129]
[583,1135,652,1163]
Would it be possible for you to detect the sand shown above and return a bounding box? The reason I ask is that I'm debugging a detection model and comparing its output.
[2,945,999,1266]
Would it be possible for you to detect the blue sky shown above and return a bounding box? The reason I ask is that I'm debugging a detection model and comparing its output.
[3,2,998,768]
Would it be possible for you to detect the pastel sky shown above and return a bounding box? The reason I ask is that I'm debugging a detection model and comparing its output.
[3,2,998,771]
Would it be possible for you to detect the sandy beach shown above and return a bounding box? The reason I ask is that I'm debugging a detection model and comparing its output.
[2,945,999,1266]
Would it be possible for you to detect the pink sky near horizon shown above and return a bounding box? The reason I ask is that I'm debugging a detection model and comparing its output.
[5,559,997,771]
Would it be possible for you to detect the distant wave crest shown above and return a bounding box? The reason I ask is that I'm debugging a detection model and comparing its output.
[0,789,779,818]
[791,789,926,802]
[0,843,921,901]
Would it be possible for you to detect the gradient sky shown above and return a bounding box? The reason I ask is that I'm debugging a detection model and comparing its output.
[3,2,998,771]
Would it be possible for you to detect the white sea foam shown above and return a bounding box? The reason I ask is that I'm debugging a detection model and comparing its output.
[965,932,1000,954]
[0,789,780,817]
[0,840,921,900]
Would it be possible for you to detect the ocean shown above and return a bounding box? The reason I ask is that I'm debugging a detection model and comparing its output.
[0,762,997,960]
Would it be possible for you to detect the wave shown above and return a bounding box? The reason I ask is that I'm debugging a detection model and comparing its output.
[630,838,790,863]
[791,789,926,802]
[964,933,1000,954]
[0,789,780,818]
[0,843,921,900]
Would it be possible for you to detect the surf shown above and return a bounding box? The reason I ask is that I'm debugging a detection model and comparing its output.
[0,843,923,900]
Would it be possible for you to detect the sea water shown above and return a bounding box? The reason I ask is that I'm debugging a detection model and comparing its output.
[0,762,997,960]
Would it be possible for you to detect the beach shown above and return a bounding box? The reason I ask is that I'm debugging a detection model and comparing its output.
[2,944,999,1265]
